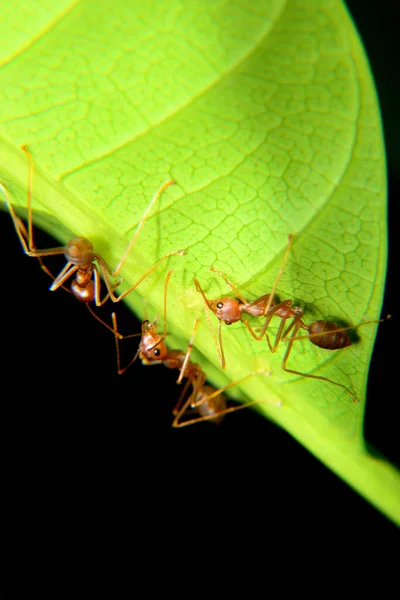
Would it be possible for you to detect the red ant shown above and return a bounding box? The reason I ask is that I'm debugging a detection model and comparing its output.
[111,270,274,426]
[194,234,294,367]
[194,235,388,402]
[1,145,185,333]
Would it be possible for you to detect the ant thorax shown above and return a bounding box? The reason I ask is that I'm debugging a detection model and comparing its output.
[244,294,275,317]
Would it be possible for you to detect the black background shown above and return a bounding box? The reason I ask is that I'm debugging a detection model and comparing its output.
[0,1,398,585]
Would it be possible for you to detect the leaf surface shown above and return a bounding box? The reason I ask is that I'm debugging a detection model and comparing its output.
[0,0,397,523]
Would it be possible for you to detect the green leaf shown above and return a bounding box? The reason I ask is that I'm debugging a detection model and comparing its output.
[0,1,398,523]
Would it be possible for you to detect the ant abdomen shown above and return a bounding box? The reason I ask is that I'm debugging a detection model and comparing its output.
[308,320,352,350]
[71,279,94,303]
[195,386,227,424]
[70,267,95,302]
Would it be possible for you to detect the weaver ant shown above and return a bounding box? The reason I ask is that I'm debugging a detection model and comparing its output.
[1,145,184,333]
[111,270,274,426]
[194,234,294,367]
[195,235,388,401]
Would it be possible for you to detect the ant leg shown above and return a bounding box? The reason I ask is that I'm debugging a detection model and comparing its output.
[264,310,307,352]
[172,378,193,417]
[282,315,391,344]
[111,312,140,374]
[21,144,34,250]
[194,278,226,368]
[255,299,299,342]
[280,328,358,402]
[162,268,173,340]
[216,321,226,369]
[173,383,227,425]
[13,216,73,293]
[265,318,287,353]
[138,267,174,348]
[1,180,72,294]
[97,180,185,302]
[112,180,176,277]
[21,144,67,257]
[176,318,200,384]
[190,370,272,410]
[250,317,282,351]
[203,290,224,367]
[172,370,278,428]
[208,268,248,305]
[240,309,285,348]
[93,264,122,307]
[261,233,294,320]
[133,268,174,350]
[49,262,79,291]
[35,257,72,293]
[172,371,206,427]
[85,304,124,337]
[0,182,66,258]
[241,318,265,341]
[103,249,185,303]
[174,400,262,428]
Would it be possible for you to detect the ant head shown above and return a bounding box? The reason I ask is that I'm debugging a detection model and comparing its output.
[149,341,168,360]
[140,320,168,361]
[209,297,242,325]
[139,339,168,363]
[65,237,94,266]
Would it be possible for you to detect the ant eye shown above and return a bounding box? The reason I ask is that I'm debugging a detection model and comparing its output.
[217,302,223,309]
[153,348,161,357]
